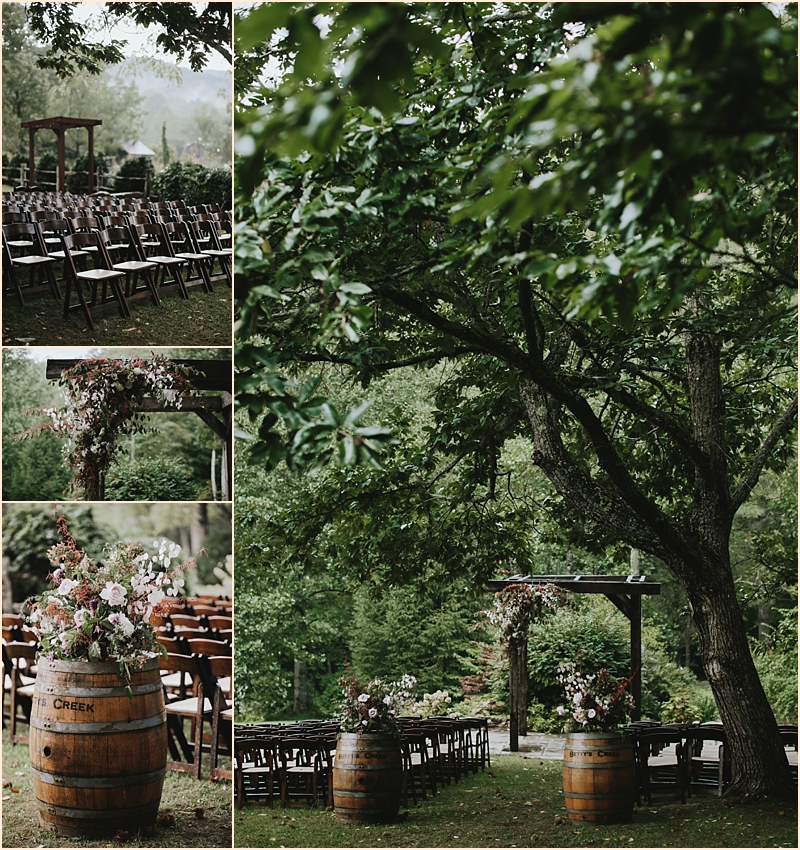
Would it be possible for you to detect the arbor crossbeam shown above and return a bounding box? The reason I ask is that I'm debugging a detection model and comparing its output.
[488,574,661,749]
[45,358,232,500]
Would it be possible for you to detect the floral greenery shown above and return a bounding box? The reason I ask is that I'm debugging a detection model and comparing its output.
[556,662,635,733]
[412,689,453,718]
[335,672,415,739]
[485,583,562,653]
[24,515,192,684]
[33,355,199,499]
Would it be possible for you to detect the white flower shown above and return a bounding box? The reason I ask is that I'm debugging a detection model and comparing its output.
[588,708,596,719]
[147,588,165,606]
[74,609,89,627]
[168,543,181,559]
[100,581,127,607]
[357,693,370,703]
[382,695,392,705]
[368,707,378,718]
[57,578,79,596]
[115,613,135,637]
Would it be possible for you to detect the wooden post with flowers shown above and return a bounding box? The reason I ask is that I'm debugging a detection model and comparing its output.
[486,583,561,752]
[39,356,232,500]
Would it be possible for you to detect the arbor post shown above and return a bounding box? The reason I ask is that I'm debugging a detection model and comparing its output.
[508,636,528,751]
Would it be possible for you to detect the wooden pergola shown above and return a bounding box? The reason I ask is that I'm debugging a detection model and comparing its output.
[487,574,661,751]
[20,116,103,193]
[46,358,232,500]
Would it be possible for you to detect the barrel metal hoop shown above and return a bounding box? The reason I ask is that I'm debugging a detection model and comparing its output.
[31,766,166,789]
[563,761,634,770]
[332,789,399,800]
[564,790,634,800]
[37,681,163,698]
[31,711,166,734]
[35,800,160,820]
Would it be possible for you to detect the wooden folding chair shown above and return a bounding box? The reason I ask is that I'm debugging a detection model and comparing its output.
[3,222,60,305]
[3,642,37,744]
[159,653,213,780]
[60,231,130,328]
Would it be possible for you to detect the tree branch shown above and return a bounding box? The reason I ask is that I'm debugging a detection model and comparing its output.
[730,392,798,513]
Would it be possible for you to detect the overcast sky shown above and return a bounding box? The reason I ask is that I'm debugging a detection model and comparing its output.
[72,1,230,73]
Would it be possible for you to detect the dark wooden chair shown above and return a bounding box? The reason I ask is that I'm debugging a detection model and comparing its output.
[277,737,325,807]
[636,726,687,803]
[235,737,278,808]
[130,222,189,299]
[99,226,161,307]
[684,724,731,797]
[3,642,37,744]
[2,222,60,305]
[162,220,214,292]
[60,231,130,327]
[159,653,213,780]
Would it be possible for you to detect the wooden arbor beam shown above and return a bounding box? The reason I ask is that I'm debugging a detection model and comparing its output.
[46,358,232,500]
[21,117,102,192]
[487,574,661,751]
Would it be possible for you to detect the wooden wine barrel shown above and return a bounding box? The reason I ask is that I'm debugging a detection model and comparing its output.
[333,733,403,823]
[29,657,167,837]
[562,731,636,824]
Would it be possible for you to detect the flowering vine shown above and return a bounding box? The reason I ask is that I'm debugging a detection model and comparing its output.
[485,582,562,656]
[29,355,199,499]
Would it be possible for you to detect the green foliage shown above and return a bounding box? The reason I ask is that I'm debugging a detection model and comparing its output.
[2,505,107,605]
[349,584,481,695]
[35,151,58,187]
[26,1,230,79]
[752,603,798,724]
[114,156,154,194]
[150,161,231,208]
[66,152,110,194]
[104,457,200,501]
[2,349,72,500]
[527,600,632,708]
[660,692,718,724]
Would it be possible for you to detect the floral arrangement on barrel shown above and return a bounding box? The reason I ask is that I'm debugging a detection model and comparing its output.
[24,515,193,688]
[336,672,416,739]
[556,662,635,733]
[22,354,200,499]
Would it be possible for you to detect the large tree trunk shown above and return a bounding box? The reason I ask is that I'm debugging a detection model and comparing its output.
[670,553,794,797]
[518,365,796,799]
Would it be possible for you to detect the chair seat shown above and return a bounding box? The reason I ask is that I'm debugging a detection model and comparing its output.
[113,260,157,272]
[11,254,54,265]
[167,696,213,716]
[76,268,126,281]
[48,249,89,260]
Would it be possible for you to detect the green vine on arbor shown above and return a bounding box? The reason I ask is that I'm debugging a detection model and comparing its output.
[20,355,200,500]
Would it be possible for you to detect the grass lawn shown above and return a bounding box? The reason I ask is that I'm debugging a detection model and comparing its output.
[2,727,232,847]
[2,285,232,347]
[235,753,797,848]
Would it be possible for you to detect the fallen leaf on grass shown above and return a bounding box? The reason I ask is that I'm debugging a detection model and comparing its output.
[193,806,205,819]
[2,781,11,788]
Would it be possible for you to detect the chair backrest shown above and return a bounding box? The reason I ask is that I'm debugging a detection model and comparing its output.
[186,638,231,657]
[3,211,28,225]
[69,215,103,233]
[3,641,38,677]
[39,218,71,237]
[4,222,47,255]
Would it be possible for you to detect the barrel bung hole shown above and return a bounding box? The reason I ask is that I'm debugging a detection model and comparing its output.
[43,746,52,758]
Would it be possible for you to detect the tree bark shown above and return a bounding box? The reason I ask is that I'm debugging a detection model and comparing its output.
[293,658,308,714]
